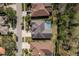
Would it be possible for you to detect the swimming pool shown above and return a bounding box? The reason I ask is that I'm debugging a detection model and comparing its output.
[45,20,51,30]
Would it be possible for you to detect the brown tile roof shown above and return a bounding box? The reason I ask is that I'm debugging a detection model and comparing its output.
[31,3,50,17]
[30,41,53,56]
[44,3,52,12]
[0,47,5,55]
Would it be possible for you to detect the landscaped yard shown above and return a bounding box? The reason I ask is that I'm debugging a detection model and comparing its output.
[52,4,79,56]
[0,34,16,56]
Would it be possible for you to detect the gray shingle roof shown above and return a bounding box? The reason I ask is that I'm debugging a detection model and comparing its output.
[31,20,52,39]
[0,16,8,35]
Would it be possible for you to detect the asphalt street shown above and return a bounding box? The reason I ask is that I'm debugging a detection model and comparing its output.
[16,3,22,56]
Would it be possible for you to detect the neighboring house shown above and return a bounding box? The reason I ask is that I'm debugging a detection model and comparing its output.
[0,16,9,35]
[31,3,50,17]
[0,26,8,35]
[0,47,5,56]
[31,3,52,39]
[30,41,53,56]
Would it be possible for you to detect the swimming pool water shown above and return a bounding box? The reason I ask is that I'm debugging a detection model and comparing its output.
[45,21,51,30]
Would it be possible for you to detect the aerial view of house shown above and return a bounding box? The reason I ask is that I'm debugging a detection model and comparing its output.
[31,3,52,39]
[0,3,79,56]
